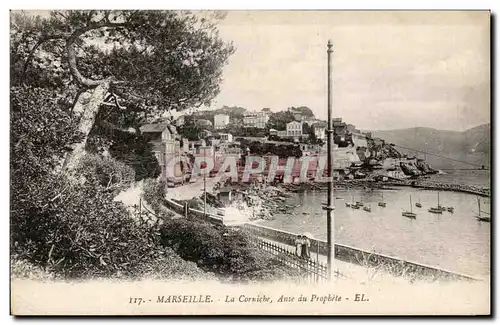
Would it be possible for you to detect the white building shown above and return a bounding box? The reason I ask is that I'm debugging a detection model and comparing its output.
[243,112,269,129]
[312,122,327,140]
[220,133,233,143]
[214,114,230,129]
[286,121,303,137]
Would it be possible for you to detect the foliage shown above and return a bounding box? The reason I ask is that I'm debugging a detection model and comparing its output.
[247,141,302,158]
[159,219,300,282]
[142,178,168,215]
[11,10,235,113]
[267,110,295,131]
[288,106,315,118]
[10,86,83,179]
[75,153,135,194]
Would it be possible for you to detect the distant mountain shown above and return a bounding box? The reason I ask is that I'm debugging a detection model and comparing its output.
[367,124,490,170]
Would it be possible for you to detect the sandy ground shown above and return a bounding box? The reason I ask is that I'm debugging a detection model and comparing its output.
[166,176,221,201]
[114,180,144,207]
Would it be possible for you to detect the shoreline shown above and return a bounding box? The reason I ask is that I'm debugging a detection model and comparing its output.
[277,179,490,198]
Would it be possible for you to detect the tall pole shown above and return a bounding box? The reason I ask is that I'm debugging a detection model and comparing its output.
[326,40,336,279]
[204,147,207,216]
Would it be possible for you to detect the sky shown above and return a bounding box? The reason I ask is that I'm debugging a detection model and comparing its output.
[19,10,490,131]
[209,11,490,131]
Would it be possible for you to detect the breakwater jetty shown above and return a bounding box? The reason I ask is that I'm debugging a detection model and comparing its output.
[278,179,490,197]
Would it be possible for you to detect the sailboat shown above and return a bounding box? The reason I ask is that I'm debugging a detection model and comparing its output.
[476,197,490,222]
[428,192,444,214]
[415,197,422,208]
[402,195,417,218]
[355,197,364,207]
[437,192,446,211]
[345,194,352,207]
[363,205,372,212]
[378,192,386,207]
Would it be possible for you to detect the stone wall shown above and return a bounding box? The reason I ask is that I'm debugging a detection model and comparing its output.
[241,223,480,282]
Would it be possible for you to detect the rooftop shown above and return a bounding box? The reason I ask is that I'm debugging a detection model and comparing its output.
[140,123,178,135]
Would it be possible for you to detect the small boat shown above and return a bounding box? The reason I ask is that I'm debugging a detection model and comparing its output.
[402,195,417,218]
[429,192,444,214]
[363,205,371,212]
[351,204,360,209]
[428,207,443,214]
[415,198,422,208]
[475,197,490,223]
[378,192,386,207]
[356,201,364,207]
[345,202,351,207]
[447,207,454,213]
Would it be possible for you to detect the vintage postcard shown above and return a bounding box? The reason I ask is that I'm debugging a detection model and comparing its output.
[10,9,491,316]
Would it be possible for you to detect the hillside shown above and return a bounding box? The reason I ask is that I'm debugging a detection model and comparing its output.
[368,124,490,170]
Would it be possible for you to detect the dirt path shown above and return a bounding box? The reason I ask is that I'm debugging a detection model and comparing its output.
[166,176,221,201]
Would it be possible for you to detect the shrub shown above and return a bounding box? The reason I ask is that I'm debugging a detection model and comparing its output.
[76,153,135,194]
[142,178,168,215]
[10,174,204,280]
[158,219,301,282]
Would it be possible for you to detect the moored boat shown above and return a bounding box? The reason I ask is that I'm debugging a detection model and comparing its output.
[363,205,371,212]
[475,197,490,223]
[429,192,444,214]
[415,198,422,208]
[402,194,417,218]
[428,207,443,214]
[378,192,386,207]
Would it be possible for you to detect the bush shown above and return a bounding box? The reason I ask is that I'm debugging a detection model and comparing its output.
[142,178,168,215]
[10,174,204,280]
[76,153,135,194]
[158,219,301,282]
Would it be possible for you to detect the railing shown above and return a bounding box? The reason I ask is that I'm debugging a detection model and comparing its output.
[163,197,224,225]
[246,235,344,283]
[242,223,482,282]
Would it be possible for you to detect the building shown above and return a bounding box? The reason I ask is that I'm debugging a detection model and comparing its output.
[286,121,303,138]
[277,130,287,138]
[140,122,183,186]
[312,122,327,140]
[243,112,269,129]
[269,129,278,136]
[214,114,230,129]
[199,129,212,139]
[220,133,233,143]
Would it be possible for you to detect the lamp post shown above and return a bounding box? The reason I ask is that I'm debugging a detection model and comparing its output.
[204,147,207,216]
[326,40,335,279]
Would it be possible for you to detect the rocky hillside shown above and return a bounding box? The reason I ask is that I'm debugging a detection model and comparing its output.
[368,124,490,170]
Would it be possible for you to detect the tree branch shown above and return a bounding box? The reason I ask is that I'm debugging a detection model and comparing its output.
[22,34,65,80]
[66,21,129,88]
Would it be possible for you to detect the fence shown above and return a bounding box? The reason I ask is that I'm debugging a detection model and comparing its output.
[246,235,346,283]
[241,223,482,282]
[163,197,224,225]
